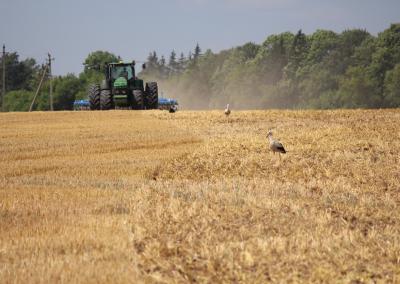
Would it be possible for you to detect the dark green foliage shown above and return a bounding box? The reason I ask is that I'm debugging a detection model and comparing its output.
[0,52,39,92]
[140,24,400,109]
[194,43,202,61]
[178,52,186,73]
[81,51,119,86]
[168,50,178,73]
[52,74,83,110]
[383,63,400,107]
[83,51,119,73]
[3,90,34,111]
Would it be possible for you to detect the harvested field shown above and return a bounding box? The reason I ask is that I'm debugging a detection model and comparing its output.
[0,109,399,283]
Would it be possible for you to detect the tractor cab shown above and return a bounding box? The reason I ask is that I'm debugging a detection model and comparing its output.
[106,62,135,89]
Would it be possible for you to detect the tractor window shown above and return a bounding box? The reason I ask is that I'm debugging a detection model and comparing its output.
[111,66,133,80]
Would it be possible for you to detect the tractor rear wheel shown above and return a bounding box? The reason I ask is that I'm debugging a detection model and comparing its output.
[145,82,158,109]
[133,90,144,110]
[100,89,114,110]
[88,84,100,110]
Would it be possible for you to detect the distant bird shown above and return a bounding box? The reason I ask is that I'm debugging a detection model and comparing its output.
[169,105,177,113]
[224,104,231,116]
[267,130,286,158]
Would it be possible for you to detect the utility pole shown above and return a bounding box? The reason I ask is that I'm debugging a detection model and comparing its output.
[1,44,5,112]
[29,64,48,112]
[48,53,54,111]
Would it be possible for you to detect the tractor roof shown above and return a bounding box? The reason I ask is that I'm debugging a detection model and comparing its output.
[109,61,135,66]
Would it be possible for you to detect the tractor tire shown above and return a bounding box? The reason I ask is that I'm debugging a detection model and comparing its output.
[133,90,144,110]
[145,82,158,109]
[88,84,100,110]
[100,89,114,110]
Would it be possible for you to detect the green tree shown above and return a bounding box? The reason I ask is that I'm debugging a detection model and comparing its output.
[367,24,400,95]
[83,50,119,72]
[147,51,159,69]
[255,32,294,84]
[3,90,34,111]
[141,51,162,80]
[338,66,379,108]
[160,55,166,67]
[0,52,39,92]
[383,63,400,107]
[286,30,308,79]
[52,74,83,110]
[81,50,119,85]
[194,43,202,61]
[177,52,186,73]
[168,50,178,73]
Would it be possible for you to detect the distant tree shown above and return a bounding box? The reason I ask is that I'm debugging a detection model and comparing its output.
[367,24,400,95]
[177,52,186,73]
[286,30,308,79]
[305,30,339,66]
[339,30,370,58]
[0,52,39,92]
[3,90,34,112]
[160,55,166,67]
[168,50,177,68]
[194,43,202,60]
[256,32,294,84]
[144,51,161,76]
[160,55,170,79]
[352,37,377,67]
[383,63,400,107]
[147,51,159,68]
[338,66,379,108]
[238,42,260,61]
[52,74,82,110]
[83,50,119,73]
[81,51,119,85]
[168,50,181,76]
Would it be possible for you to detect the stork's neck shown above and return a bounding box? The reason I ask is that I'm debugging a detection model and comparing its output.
[268,135,274,144]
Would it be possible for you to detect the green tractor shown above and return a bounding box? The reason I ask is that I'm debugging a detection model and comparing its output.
[88,61,158,110]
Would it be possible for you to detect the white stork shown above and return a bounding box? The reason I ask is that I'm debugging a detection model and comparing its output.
[267,130,286,159]
[224,104,231,116]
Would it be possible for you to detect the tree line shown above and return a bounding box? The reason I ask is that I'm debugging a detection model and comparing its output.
[1,24,399,111]
[142,24,400,109]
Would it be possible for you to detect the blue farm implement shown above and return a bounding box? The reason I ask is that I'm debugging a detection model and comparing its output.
[158,98,179,112]
[74,98,178,111]
[73,100,90,110]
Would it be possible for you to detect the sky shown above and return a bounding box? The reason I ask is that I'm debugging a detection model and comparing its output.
[0,0,399,75]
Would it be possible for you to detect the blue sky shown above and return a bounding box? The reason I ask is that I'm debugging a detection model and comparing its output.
[1,0,399,75]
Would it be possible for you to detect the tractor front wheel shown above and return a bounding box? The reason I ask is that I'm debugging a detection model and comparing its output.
[88,84,100,110]
[100,89,114,110]
[145,82,158,109]
[133,90,144,110]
